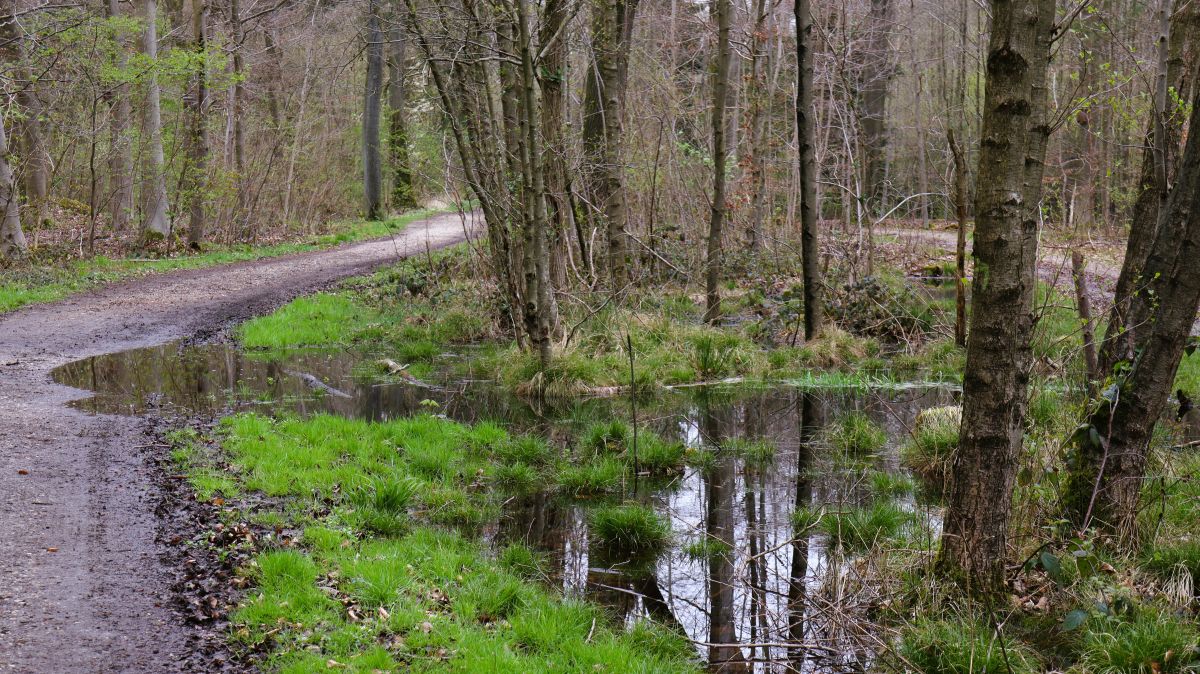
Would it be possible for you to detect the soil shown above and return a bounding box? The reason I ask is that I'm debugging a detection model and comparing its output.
[0,212,476,673]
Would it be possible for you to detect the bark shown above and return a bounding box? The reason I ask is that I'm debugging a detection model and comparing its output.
[0,116,26,259]
[140,0,171,241]
[363,0,384,220]
[1098,1,1199,374]
[185,0,209,249]
[17,66,49,230]
[796,0,822,339]
[704,0,732,324]
[743,0,769,251]
[1063,84,1200,540]
[106,0,134,232]
[386,17,416,210]
[582,0,638,287]
[948,128,968,348]
[229,0,247,225]
[937,0,1056,595]
[539,0,569,297]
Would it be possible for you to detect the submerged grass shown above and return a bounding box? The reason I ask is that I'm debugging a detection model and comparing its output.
[207,413,698,672]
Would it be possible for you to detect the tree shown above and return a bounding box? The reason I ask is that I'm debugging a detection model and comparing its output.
[386,13,416,210]
[582,0,639,288]
[0,116,26,259]
[795,0,822,340]
[938,0,1056,594]
[704,0,732,324]
[185,0,209,249]
[860,0,895,215]
[140,0,171,241]
[1063,81,1200,540]
[362,0,384,221]
[106,0,134,232]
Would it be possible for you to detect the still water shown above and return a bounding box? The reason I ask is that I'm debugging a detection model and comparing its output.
[54,342,955,672]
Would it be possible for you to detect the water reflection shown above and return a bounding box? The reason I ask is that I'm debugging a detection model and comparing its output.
[53,342,954,672]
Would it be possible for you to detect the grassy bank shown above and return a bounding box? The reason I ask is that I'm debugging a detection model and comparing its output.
[0,208,449,314]
[173,414,699,673]
[235,245,970,394]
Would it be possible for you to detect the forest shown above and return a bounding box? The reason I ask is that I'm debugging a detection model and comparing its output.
[1,0,1200,671]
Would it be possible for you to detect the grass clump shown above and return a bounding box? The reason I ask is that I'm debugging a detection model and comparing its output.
[1142,540,1200,588]
[1080,611,1200,674]
[683,536,733,563]
[589,503,672,560]
[902,405,961,484]
[238,293,377,350]
[871,471,918,498]
[558,457,626,496]
[821,502,914,551]
[828,411,887,454]
[899,617,1042,674]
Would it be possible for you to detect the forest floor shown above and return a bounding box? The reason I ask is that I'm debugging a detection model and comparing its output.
[0,211,476,673]
[0,218,1159,672]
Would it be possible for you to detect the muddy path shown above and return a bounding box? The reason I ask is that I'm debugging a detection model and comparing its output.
[0,212,476,673]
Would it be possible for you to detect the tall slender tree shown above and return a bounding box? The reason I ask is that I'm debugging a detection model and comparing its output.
[704,0,732,324]
[185,0,209,248]
[0,116,26,259]
[362,0,384,220]
[386,14,416,210]
[106,0,134,232]
[140,0,171,241]
[582,0,639,287]
[796,0,822,339]
[938,0,1056,594]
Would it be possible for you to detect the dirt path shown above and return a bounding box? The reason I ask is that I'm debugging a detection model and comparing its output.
[0,212,476,673]
[882,227,1124,287]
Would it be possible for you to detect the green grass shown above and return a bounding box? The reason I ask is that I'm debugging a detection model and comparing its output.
[0,209,443,314]
[1080,611,1200,674]
[200,413,699,672]
[901,405,961,484]
[827,411,888,454]
[238,293,380,350]
[589,503,672,561]
[820,502,915,551]
[899,617,1043,674]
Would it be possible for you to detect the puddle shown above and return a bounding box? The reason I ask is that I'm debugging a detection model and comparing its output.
[54,342,956,672]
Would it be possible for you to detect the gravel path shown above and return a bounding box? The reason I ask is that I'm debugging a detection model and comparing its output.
[0,212,476,673]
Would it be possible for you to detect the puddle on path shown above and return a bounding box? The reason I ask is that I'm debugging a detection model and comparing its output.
[54,342,957,672]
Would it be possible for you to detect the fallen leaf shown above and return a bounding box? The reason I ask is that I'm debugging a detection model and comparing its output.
[17,469,28,475]
[421,621,433,633]
[46,547,58,553]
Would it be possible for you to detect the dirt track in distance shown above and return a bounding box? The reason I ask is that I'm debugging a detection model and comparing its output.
[0,212,476,673]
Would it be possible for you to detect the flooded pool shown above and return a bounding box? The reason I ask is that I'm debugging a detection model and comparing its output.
[54,343,956,672]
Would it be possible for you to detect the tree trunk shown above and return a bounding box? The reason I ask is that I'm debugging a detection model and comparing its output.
[582,0,638,288]
[744,0,769,252]
[140,0,171,241]
[796,0,822,339]
[704,0,732,325]
[0,116,26,259]
[106,0,134,233]
[229,0,247,230]
[937,0,1056,595]
[363,0,384,220]
[948,128,968,348]
[386,17,416,210]
[1072,251,1099,389]
[1063,84,1200,540]
[516,0,554,368]
[18,69,49,231]
[185,0,209,249]
[1097,0,1198,374]
[860,0,894,217]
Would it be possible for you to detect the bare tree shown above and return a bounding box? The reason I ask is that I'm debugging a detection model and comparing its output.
[0,116,26,258]
[185,0,209,249]
[796,0,821,339]
[106,0,134,232]
[386,12,416,210]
